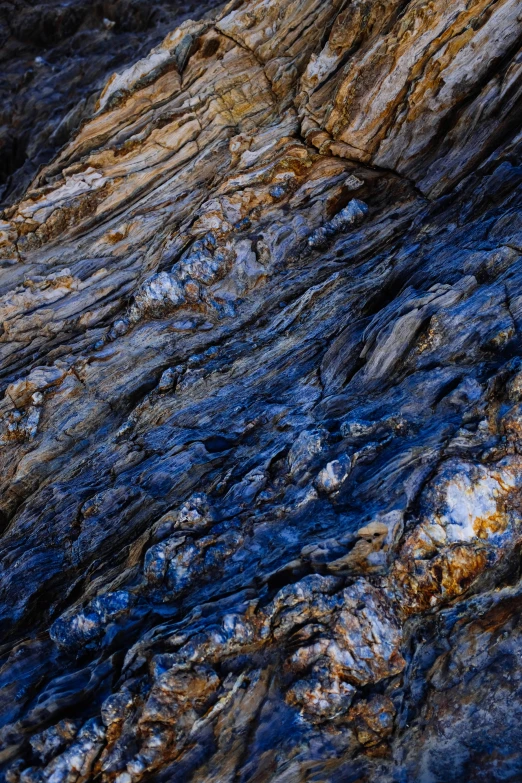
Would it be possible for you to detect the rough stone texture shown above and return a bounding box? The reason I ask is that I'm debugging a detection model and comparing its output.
[0,0,222,209]
[1,0,522,781]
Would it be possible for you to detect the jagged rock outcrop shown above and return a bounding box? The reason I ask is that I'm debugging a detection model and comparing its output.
[0,0,221,208]
[1,0,522,781]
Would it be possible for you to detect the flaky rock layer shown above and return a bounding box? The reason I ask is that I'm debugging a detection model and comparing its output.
[1,0,522,781]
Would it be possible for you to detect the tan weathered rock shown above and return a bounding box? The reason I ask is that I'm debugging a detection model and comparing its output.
[387,457,522,616]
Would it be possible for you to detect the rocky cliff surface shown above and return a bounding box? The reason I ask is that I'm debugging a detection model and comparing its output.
[1,0,522,781]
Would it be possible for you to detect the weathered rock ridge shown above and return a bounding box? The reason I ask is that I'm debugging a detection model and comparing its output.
[1,0,522,781]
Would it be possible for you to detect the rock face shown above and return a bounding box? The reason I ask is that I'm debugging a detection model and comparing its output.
[0,0,221,208]
[1,0,522,780]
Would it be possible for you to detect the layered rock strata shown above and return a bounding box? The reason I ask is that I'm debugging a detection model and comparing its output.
[1,0,522,781]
